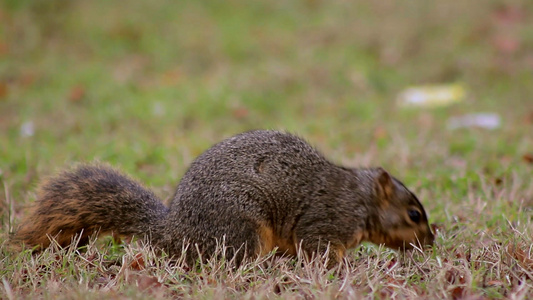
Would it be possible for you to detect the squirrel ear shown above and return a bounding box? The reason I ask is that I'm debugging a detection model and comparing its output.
[374,168,395,205]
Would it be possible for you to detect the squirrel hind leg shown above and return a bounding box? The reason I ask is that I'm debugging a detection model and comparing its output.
[192,219,264,266]
[257,223,298,258]
[257,223,276,256]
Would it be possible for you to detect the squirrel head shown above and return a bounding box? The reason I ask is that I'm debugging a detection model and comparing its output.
[366,168,434,250]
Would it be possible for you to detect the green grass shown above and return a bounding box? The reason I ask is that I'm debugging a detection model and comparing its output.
[1,0,533,298]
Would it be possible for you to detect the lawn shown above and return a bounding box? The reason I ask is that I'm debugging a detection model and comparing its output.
[1,0,532,298]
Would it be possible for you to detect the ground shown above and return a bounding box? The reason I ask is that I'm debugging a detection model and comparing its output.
[1,0,532,299]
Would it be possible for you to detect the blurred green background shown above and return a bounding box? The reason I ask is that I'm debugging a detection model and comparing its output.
[0,0,532,221]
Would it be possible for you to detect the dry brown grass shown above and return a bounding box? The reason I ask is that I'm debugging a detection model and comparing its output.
[1,215,532,299]
[2,0,533,298]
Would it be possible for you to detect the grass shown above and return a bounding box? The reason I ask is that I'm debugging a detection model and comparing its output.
[1,0,533,298]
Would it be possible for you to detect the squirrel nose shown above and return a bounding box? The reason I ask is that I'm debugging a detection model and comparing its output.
[424,231,435,247]
[428,224,438,245]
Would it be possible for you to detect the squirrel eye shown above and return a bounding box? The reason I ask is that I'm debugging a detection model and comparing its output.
[407,210,421,223]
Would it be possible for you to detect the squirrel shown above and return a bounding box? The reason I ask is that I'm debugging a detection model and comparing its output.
[11,130,434,266]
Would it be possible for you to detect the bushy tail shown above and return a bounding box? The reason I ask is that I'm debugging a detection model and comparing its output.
[11,163,169,250]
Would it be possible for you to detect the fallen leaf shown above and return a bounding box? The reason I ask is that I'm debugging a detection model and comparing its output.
[68,85,86,103]
[451,286,466,300]
[384,258,398,270]
[507,244,533,271]
[273,283,282,294]
[232,107,249,119]
[85,253,97,262]
[161,69,182,86]
[446,268,467,284]
[431,223,444,236]
[20,72,37,87]
[95,276,109,286]
[445,268,467,299]
[385,275,405,285]
[522,153,533,164]
[525,111,533,124]
[0,42,7,56]
[0,81,7,99]
[130,253,145,270]
[136,275,162,291]
[486,280,504,287]
[379,287,394,299]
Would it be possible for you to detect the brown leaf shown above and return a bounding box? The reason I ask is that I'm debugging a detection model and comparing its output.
[85,253,97,262]
[431,223,444,235]
[445,268,468,299]
[0,81,7,99]
[445,269,459,284]
[454,249,466,260]
[20,72,37,87]
[451,286,466,300]
[130,253,145,270]
[383,258,398,270]
[446,268,467,283]
[379,287,394,299]
[522,153,533,164]
[95,276,110,285]
[68,85,86,103]
[385,275,405,285]
[486,280,504,287]
[507,244,533,270]
[525,111,533,124]
[161,69,182,86]
[273,283,282,294]
[0,42,7,56]
[232,107,249,119]
[136,275,162,291]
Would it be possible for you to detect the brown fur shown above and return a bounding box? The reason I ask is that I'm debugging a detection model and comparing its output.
[257,224,298,257]
[11,130,434,266]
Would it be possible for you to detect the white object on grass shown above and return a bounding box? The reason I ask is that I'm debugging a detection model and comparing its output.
[447,113,501,130]
[397,84,466,108]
